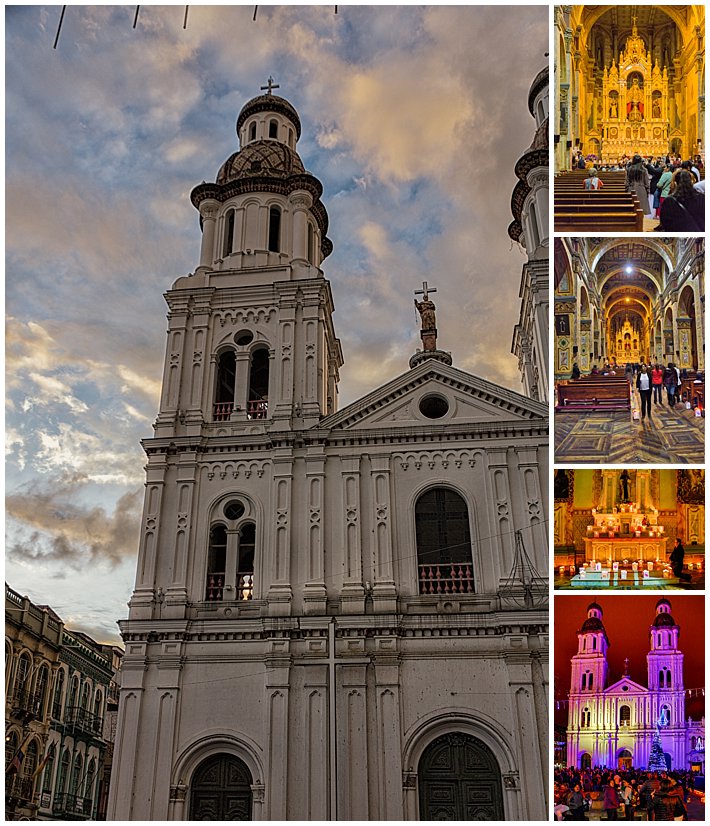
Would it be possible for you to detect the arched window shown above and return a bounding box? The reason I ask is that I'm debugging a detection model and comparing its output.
[269,119,278,139]
[247,348,270,419]
[664,668,672,688]
[659,705,671,726]
[237,523,256,600]
[588,673,593,689]
[581,673,586,690]
[42,743,56,795]
[190,753,253,820]
[307,222,315,264]
[57,749,71,796]
[206,524,227,601]
[85,758,97,807]
[93,689,103,721]
[23,740,39,790]
[69,752,83,797]
[249,122,256,142]
[81,682,90,710]
[580,752,592,770]
[214,350,236,421]
[528,201,540,250]
[415,488,473,594]
[5,644,12,692]
[223,208,236,257]
[69,675,79,710]
[592,637,597,650]
[288,127,294,148]
[418,733,503,820]
[619,705,631,726]
[35,664,49,716]
[15,653,31,698]
[268,206,281,253]
[581,707,591,728]
[52,669,66,720]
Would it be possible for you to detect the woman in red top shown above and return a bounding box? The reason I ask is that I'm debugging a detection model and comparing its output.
[651,363,664,406]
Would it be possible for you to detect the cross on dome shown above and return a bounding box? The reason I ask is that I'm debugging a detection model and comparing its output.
[261,76,280,95]
[414,280,437,301]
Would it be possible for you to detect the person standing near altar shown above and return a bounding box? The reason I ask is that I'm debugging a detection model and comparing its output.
[670,538,685,578]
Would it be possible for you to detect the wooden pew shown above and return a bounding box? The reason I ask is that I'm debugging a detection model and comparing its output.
[554,170,646,232]
[556,376,631,412]
[679,373,704,409]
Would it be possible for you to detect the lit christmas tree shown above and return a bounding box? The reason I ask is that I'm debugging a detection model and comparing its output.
[647,720,668,772]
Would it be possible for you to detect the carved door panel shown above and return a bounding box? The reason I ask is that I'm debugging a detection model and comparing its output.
[190,754,252,820]
[418,733,504,821]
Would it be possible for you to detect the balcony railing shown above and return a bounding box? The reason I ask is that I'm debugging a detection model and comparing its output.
[418,563,475,595]
[65,705,103,736]
[5,773,34,801]
[52,792,93,818]
[11,687,44,720]
[213,402,233,421]
[247,399,268,419]
[205,573,254,602]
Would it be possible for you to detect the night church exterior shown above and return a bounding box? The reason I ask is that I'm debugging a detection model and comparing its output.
[566,600,704,774]
[108,84,549,820]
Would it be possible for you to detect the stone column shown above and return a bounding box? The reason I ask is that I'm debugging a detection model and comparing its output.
[168,784,187,820]
[129,455,167,618]
[264,642,291,819]
[267,453,293,614]
[304,450,327,614]
[164,453,197,615]
[374,655,403,820]
[233,351,251,419]
[272,286,297,421]
[197,200,219,272]
[289,192,312,264]
[338,663,369,819]
[488,450,515,587]
[370,455,397,612]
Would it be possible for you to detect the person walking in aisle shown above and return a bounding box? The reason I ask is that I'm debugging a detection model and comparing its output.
[636,365,653,422]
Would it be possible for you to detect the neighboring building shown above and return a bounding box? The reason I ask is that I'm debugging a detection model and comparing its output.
[108,88,549,821]
[510,66,550,403]
[95,645,123,821]
[5,584,63,820]
[565,599,705,773]
[5,584,121,821]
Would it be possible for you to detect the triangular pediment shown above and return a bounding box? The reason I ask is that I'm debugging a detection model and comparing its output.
[605,677,648,696]
[318,360,548,432]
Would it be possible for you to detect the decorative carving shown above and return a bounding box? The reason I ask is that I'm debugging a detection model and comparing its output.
[678,470,704,504]
[395,450,477,471]
[503,772,519,789]
[206,460,270,481]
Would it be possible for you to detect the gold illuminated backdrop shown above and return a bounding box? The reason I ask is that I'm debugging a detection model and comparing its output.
[554,5,705,169]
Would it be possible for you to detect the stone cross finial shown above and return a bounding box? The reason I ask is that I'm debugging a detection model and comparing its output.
[414,280,437,301]
[261,76,280,95]
[624,657,630,675]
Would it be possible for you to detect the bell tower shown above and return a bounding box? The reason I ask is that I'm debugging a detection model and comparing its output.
[647,598,684,730]
[153,82,343,442]
[570,602,609,695]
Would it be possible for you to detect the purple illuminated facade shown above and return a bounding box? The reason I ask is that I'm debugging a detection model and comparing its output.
[566,600,705,772]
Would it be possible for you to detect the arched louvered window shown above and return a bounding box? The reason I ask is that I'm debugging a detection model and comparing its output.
[619,705,631,726]
[223,209,236,257]
[214,350,236,421]
[269,119,278,139]
[268,206,281,253]
[249,122,256,142]
[206,525,227,601]
[52,669,66,719]
[415,488,473,594]
[237,523,256,600]
[247,348,270,419]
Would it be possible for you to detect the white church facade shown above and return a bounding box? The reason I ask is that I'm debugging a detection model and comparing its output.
[108,87,549,821]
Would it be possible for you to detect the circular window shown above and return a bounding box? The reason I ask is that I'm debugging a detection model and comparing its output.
[419,394,449,419]
[223,501,245,521]
[234,331,254,346]
[622,685,629,692]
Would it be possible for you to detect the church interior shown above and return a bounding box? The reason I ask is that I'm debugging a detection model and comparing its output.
[554,5,705,232]
[554,237,704,463]
[554,469,705,590]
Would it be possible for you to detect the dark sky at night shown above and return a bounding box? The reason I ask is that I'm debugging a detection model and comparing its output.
[554,595,705,727]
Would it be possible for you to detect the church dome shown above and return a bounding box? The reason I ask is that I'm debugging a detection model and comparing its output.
[652,612,677,627]
[528,66,549,116]
[217,141,306,184]
[237,93,301,139]
[580,616,604,633]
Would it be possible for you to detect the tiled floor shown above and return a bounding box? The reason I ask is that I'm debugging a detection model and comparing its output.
[555,386,704,463]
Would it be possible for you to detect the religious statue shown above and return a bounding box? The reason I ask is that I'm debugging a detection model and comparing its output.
[652,98,661,119]
[619,469,631,503]
[609,100,618,119]
[627,78,644,121]
[414,281,438,352]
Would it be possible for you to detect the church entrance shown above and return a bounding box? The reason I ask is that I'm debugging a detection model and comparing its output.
[189,754,252,820]
[618,749,633,770]
[580,753,592,770]
[418,733,504,821]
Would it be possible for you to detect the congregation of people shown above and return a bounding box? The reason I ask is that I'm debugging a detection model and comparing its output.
[554,767,698,821]
[573,152,704,232]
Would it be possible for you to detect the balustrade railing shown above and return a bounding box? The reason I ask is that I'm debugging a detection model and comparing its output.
[205,573,254,602]
[11,687,43,718]
[213,402,234,421]
[418,563,475,595]
[247,399,268,419]
[5,774,34,801]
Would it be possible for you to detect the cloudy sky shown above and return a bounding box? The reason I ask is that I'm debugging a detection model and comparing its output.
[5,4,548,643]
